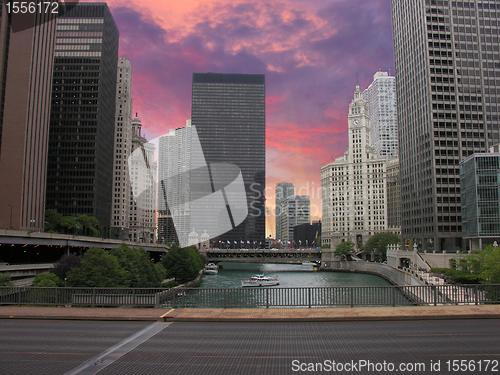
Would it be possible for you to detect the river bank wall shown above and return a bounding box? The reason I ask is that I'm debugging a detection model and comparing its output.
[321,261,423,286]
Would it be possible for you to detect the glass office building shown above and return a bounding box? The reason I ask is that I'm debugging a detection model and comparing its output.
[46,3,119,228]
[391,0,500,251]
[460,153,500,250]
[191,73,266,244]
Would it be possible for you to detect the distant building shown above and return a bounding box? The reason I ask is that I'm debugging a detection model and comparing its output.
[294,221,321,248]
[321,86,387,249]
[191,73,266,244]
[129,116,156,243]
[460,152,500,250]
[275,182,294,240]
[112,57,133,240]
[280,195,310,244]
[46,3,119,229]
[0,6,57,231]
[157,121,195,245]
[362,71,398,161]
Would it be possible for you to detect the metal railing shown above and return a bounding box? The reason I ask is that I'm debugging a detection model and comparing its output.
[0,284,499,308]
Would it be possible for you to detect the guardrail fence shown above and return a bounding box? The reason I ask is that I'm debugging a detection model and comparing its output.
[0,284,499,308]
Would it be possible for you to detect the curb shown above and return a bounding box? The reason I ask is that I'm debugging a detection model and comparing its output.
[161,314,500,323]
[0,314,160,322]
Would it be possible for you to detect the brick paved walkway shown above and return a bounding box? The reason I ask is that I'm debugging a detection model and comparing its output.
[0,304,499,322]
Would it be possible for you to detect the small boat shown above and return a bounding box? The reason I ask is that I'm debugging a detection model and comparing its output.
[204,263,218,275]
[301,261,318,266]
[241,274,279,287]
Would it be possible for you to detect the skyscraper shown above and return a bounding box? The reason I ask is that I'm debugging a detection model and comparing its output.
[391,0,500,251]
[111,57,133,239]
[157,120,195,245]
[0,5,57,231]
[191,73,266,244]
[321,86,387,248]
[362,71,398,161]
[45,3,119,229]
[275,182,294,240]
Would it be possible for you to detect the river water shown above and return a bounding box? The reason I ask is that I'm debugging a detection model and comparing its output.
[199,262,394,288]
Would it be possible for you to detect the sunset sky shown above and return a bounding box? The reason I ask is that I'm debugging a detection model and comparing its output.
[81,0,395,237]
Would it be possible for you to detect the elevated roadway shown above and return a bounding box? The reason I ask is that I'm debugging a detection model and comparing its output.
[0,263,53,279]
[0,229,169,253]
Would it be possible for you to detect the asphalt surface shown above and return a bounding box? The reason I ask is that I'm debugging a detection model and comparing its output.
[1,319,499,375]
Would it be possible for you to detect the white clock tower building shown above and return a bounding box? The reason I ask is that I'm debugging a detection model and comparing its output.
[321,86,388,250]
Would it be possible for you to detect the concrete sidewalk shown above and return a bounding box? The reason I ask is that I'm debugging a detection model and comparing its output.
[0,304,499,322]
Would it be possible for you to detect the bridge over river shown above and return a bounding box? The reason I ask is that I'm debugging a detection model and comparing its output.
[204,248,322,264]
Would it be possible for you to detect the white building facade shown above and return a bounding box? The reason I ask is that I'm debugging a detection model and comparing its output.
[321,86,388,248]
[157,121,195,246]
[129,116,157,243]
[362,71,398,161]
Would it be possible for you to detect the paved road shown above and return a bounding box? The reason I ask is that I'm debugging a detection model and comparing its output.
[1,319,499,375]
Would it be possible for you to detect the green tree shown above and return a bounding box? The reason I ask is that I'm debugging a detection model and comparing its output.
[155,263,167,282]
[44,209,100,236]
[110,244,163,287]
[44,209,64,233]
[0,275,13,286]
[334,241,355,261]
[161,245,204,282]
[459,244,500,284]
[60,215,77,234]
[66,247,128,287]
[364,233,401,261]
[33,273,62,287]
[77,214,99,237]
[52,254,81,281]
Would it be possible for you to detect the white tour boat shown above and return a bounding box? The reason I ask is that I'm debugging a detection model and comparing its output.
[301,261,319,267]
[241,274,280,287]
[204,263,218,275]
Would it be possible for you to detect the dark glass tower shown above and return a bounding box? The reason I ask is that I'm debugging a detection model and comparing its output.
[46,3,118,228]
[191,73,266,244]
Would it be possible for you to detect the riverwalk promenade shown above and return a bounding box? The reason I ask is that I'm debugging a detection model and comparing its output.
[1,304,499,322]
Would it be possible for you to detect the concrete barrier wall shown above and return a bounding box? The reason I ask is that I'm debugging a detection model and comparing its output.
[387,248,465,270]
[421,252,464,268]
[322,261,422,286]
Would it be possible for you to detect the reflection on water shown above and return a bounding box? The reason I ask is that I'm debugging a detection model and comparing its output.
[199,262,394,289]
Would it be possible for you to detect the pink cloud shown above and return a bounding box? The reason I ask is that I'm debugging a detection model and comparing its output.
[79,0,395,237]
